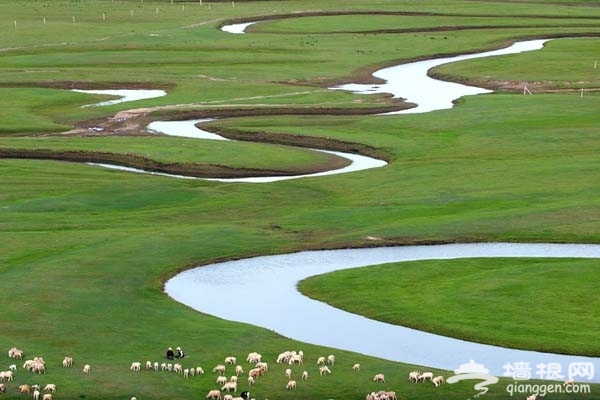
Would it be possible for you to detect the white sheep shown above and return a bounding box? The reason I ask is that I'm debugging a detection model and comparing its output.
[419,372,433,382]
[0,383,5,394]
[316,356,326,365]
[225,356,237,365]
[206,389,222,400]
[373,373,385,383]
[352,363,360,371]
[8,364,16,372]
[62,357,73,368]
[432,375,445,387]
[288,354,303,365]
[196,366,205,375]
[145,360,152,371]
[246,352,262,364]
[19,384,30,394]
[230,375,238,383]
[130,362,142,372]
[276,351,291,364]
[42,394,52,400]
[526,395,537,400]
[216,375,228,385]
[319,366,331,376]
[83,364,91,374]
[221,381,237,392]
[33,389,40,400]
[44,384,56,393]
[223,395,234,400]
[327,355,335,365]
[161,362,167,371]
[0,371,13,382]
[247,376,255,386]
[235,365,244,376]
[154,361,159,372]
[408,370,420,383]
[213,364,226,375]
[286,379,297,390]
[285,368,292,379]
[386,390,398,400]
[301,370,308,380]
[184,368,190,378]
[174,363,183,374]
[564,378,575,386]
[255,361,268,372]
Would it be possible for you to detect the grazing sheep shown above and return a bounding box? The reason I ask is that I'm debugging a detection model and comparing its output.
[174,363,183,374]
[19,384,31,394]
[286,380,297,390]
[285,368,292,379]
[0,383,5,393]
[248,367,263,379]
[246,352,262,364]
[216,375,228,385]
[161,362,167,371]
[8,364,16,372]
[32,385,41,391]
[225,356,237,365]
[316,356,326,365]
[247,376,255,386]
[432,375,445,387]
[62,357,73,368]
[327,355,335,365]
[213,364,226,375]
[167,363,173,372]
[408,371,420,383]
[33,389,41,400]
[373,373,385,383]
[276,351,291,364]
[386,391,397,400]
[9,348,23,360]
[230,376,238,383]
[0,371,13,381]
[288,354,303,365]
[131,397,136,400]
[206,389,221,400]
[196,366,205,375]
[190,367,196,377]
[221,381,237,392]
[184,368,190,378]
[154,361,159,372]
[44,384,56,393]
[419,372,434,382]
[564,378,575,386]
[224,395,234,400]
[145,361,152,371]
[235,365,244,376]
[301,370,308,380]
[83,364,91,374]
[130,362,142,372]
[255,361,268,372]
[42,394,52,400]
[319,366,331,376]
[352,363,360,371]
[526,395,537,400]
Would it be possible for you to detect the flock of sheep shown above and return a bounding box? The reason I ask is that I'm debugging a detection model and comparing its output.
[4,345,450,400]
[2,347,91,399]
[125,349,446,400]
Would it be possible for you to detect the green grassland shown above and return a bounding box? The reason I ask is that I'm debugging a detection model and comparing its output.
[1,0,600,399]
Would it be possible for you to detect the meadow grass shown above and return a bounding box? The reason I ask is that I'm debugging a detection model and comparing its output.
[300,257,600,356]
[1,1,600,399]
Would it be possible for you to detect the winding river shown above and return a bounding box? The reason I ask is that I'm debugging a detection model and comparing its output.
[76,29,598,380]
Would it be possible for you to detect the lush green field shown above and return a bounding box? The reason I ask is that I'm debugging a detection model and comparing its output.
[1,1,600,399]
[300,257,600,356]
